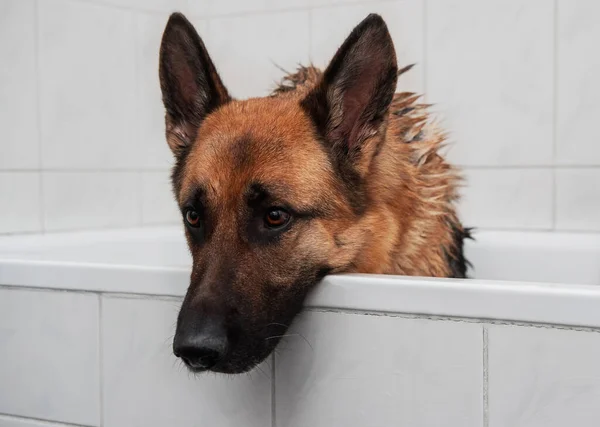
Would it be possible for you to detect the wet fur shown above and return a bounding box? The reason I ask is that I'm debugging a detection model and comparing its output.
[273,64,471,277]
[160,12,471,374]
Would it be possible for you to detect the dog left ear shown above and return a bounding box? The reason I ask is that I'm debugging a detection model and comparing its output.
[302,14,398,179]
[159,13,231,157]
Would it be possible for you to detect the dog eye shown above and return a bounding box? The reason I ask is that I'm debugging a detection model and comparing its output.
[265,208,290,228]
[185,210,202,227]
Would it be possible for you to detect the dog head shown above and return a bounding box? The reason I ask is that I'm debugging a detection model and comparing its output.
[159,12,398,373]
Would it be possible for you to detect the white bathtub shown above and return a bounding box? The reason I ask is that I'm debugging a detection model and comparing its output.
[1,227,600,427]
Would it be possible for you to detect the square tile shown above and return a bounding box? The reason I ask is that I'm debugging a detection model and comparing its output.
[38,0,137,169]
[488,325,600,427]
[459,168,553,229]
[207,11,310,98]
[311,1,424,93]
[135,14,207,169]
[556,168,600,231]
[275,311,483,427]
[141,170,179,224]
[427,0,553,166]
[0,172,42,234]
[556,0,600,165]
[101,296,271,427]
[43,172,140,231]
[0,288,100,426]
[0,0,38,169]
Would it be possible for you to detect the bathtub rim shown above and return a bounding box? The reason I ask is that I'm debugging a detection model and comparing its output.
[2,258,600,330]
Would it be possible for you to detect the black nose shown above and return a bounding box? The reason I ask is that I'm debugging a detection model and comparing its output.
[173,316,228,371]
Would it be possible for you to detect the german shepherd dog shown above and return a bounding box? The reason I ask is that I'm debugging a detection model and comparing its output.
[159,12,470,374]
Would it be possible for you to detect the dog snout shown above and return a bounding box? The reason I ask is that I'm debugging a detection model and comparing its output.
[173,313,228,371]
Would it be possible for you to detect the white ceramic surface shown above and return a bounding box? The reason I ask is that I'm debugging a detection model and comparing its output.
[0,288,100,426]
[426,0,553,167]
[2,228,600,328]
[275,311,483,427]
[0,0,38,170]
[0,172,42,234]
[557,0,600,165]
[488,325,600,427]
[42,172,140,231]
[556,168,600,231]
[38,0,136,170]
[460,168,554,230]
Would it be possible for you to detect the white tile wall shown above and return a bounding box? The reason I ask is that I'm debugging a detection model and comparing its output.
[460,168,553,230]
[141,170,179,224]
[556,0,600,166]
[1,0,599,234]
[556,168,600,231]
[427,0,554,167]
[0,0,38,170]
[275,311,483,427]
[488,325,600,427]
[0,288,100,426]
[101,295,271,427]
[43,172,139,231]
[38,0,137,170]
[0,172,42,233]
[207,10,310,98]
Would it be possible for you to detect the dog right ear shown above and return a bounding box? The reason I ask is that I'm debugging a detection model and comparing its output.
[159,13,230,156]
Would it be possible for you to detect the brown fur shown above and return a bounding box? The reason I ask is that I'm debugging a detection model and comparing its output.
[159,12,469,374]
[271,64,466,276]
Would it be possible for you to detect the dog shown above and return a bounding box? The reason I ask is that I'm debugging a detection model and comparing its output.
[159,12,470,374]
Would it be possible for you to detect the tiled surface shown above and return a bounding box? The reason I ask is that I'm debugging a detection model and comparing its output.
[460,168,553,229]
[0,0,38,170]
[556,169,600,231]
[101,296,271,427]
[38,0,137,169]
[0,172,42,234]
[0,288,100,426]
[207,10,310,98]
[1,0,600,234]
[0,416,81,427]
[275,311,483,427]
[43,172,139,231]
[311,1,424,93]
[141,170,179,224]
[427,0,554,167]
[488,325,600,427]
[556,0,600,165]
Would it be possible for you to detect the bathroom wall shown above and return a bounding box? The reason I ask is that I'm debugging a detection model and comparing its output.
[1,0,599,234]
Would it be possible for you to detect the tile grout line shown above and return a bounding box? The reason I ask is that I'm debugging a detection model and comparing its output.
[98,295,105,427]
[33,0,45,234]
[483,326,489,427]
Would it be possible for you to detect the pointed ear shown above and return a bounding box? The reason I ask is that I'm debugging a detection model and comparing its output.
[302,14,398,179]
[159,13,230,156]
